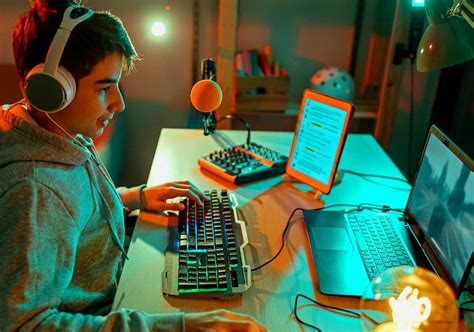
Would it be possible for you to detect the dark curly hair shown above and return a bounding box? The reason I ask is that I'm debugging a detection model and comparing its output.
[13,0,139,88]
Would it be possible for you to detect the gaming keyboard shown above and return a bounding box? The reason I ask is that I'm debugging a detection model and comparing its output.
[162,189,251,298]
[198,142,288,184]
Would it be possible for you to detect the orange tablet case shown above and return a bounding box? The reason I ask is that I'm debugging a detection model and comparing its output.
[286,89,354,194]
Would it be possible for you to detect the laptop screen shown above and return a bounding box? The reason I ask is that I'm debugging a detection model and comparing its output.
[406,128,474,289]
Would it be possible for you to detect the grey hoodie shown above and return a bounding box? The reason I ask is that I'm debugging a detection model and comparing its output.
[0,105,183,331]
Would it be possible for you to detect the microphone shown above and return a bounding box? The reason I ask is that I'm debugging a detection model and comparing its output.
[190,58,222,136]
[190,79,223,113]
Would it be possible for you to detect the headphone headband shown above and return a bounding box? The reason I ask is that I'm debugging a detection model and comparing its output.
[43,6,94,74]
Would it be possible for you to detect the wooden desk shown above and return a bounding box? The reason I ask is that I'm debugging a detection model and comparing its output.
[113,129,411,331]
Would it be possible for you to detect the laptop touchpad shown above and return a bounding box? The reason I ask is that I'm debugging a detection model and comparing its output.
[313,227,353,251]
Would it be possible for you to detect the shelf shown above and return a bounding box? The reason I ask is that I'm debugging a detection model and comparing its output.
[217,0,409,140]
[231,99,377,132]
[235,76,290,113]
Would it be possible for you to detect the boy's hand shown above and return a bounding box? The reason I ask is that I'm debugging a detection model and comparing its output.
[141,180,208,211]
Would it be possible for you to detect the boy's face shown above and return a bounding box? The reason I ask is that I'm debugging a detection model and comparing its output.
[52,51,125,138]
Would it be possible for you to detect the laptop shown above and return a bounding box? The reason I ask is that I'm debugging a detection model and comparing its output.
[304,125,473,297]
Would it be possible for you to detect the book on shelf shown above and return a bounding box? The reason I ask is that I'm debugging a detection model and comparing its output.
[235,45,287,78]
[241,48,250,76]
[234,52,245,77]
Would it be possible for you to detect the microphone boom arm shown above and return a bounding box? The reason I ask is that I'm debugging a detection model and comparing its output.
[202,112,216,136]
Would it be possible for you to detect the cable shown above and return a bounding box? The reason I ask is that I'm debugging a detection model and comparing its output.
[408,56,415,182]
[459,300,474,313]
[339,169,411,191]
[355,202,405,214]
[216,114,252,144]
[294,293,362,331]
[339,169,409,184]
[465,285,474,295]
[251,206,304,272]
[294,294,322,331]
[458,286,474,313]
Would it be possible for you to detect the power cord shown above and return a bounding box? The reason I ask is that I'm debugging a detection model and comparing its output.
[339,169,411,192]
[216,114,251,144]
[294,293,363,331]
[354,202,405,214]
[251,206,304,272]
[339,169,409,184]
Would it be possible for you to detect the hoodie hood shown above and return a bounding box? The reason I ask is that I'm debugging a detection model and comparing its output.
[0,104,91,169]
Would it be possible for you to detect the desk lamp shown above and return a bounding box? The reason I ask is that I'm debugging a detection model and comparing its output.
[416,0,474,71]
[360,266,459,331]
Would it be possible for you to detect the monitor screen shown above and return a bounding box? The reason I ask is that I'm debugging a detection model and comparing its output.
[407,129,474,288]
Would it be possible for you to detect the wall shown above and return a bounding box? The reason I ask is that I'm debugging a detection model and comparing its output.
[0,3,29,63]
[236,0,357,103]
[448,60,474,158]
[389,61,439,180]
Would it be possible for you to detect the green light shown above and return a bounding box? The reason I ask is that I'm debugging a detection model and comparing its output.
[151,21,166,37]
[180,287,226,294]
[412,0,425,7]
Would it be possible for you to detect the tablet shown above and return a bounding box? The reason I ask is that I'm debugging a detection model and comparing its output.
[286,89,354,194]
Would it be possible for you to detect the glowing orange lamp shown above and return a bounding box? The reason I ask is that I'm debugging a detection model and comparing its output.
[360,266,459,331]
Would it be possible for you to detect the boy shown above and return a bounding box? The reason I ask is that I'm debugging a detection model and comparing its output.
[0,0,265,330]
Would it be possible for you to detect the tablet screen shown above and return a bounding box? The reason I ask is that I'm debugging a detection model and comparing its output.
[286,90,353,194]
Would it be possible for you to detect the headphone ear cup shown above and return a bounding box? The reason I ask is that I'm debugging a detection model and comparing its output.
[55,66,76,108]
[24,64,76,113]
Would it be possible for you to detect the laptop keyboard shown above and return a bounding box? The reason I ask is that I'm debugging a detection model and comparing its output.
[347,213,414,281]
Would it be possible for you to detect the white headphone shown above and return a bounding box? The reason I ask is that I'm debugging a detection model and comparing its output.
[24,6,94,113]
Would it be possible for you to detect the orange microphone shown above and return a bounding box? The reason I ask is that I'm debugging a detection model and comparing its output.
[190,78,223,135]
[190,79,223,113]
